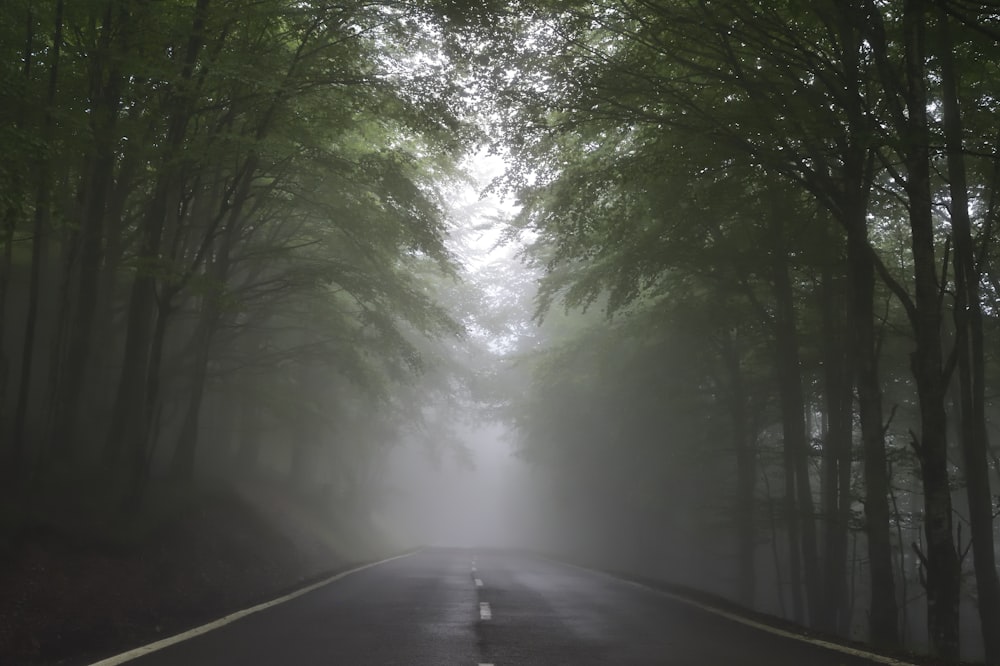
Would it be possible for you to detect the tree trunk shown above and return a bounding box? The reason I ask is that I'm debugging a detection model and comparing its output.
[171,296,217,481]
[47,0,127,463]
[0,4,35,442]
[171,152,256,481]
[103,188,170,471]
[901,0,961,657]
[80,144,135,443]
[124,295,175,506]
[769,206,821,627]
[845,213,900,648]
[721,330,756,608]
[820,252,853,635]
[0,216,12,433]
[938,8,1000,663]
[832,3,900,648]
[11,0,64,473]
[761,466,789,618]
[103,0,210,481]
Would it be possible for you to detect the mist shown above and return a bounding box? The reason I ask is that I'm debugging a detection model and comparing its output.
[4,1,1000,665]
[376,423,537,549]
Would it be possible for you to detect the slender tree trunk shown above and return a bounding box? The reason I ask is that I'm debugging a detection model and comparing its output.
[49,146,117,459]
[104,0,210,480]
[78,148,134,450]
[0,5,35,440]
[829,3,901,646]
[937,8,1000,663]
[769,207,821,626]
[171,153,256,481]
[12,0,64,473]
[103,186,171,470]
[48,0,125,462]
[861,0,961,650]
[845,212,900,648]
[899,1,961,658]
[835,393,854,634]
[888,460,911,646]
[0,219,13,429]
[721,330,756,608]
[171,293,218,481]
[820,253,853,635]
[123,295,174,506]
[761,467,789,618]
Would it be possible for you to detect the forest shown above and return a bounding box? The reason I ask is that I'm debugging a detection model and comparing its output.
[2,0,1000,664]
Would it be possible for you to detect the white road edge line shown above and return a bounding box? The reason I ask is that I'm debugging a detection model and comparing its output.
[548,558,918,666]
[479,602,492,620]
[88,550,420,666]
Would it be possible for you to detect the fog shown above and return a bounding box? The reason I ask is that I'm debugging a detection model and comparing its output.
[5,2,1000,664]
[377,423,540,549]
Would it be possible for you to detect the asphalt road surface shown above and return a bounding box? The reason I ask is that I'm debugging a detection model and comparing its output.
[96,548,902,665]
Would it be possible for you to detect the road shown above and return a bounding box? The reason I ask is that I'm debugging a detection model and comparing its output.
[95,548,902,666]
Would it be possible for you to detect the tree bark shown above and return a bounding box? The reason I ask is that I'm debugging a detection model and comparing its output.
[47,0,131,464]
[103,183,173,471]
[171,153,257,481]
[124,295,175,506]
[832,3,900,648]
[0,4,35,443]
[720,330,756,608]
[820,251,853,635]
[856,0,958,652]
[845,214,900,648]
[937,7,1000,662]
[11,0,64,472]
[103,0,210,486]
[769,205,821,627]
[901,0,961,656]
[171,277,221,481]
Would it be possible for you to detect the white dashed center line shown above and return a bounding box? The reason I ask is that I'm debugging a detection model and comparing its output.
[475,578,484,587]
[479,602,492,620]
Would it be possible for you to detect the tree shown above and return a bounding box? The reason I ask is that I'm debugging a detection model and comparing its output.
[0,0,476,513]
[488,0,1000,657]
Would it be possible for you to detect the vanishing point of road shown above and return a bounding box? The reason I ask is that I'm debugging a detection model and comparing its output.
[90,548,907,665]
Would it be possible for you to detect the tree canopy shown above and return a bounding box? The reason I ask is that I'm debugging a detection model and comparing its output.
[5,1,1000,663]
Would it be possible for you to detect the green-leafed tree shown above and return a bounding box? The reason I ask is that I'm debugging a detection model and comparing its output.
[486,0,1000,659]
[0,0,478,516]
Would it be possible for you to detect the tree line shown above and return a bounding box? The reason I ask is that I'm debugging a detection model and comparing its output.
[490,0,1000,662]
[0,0,478,515]
[7,0,1000,661]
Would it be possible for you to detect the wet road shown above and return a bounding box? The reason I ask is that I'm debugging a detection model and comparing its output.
[97,548,902,665]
